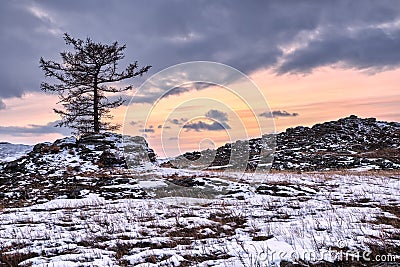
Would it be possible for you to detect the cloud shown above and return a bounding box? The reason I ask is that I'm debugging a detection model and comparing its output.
[170,119,181,125]
[128,84,212,105]
[168,118,187,125]
[170,109,231,132]
[169,109,229,128]
[163,83,211,98]
[158,124,171,129]
[139,128,155,133]
[183,121,231,132]
[278,27,400,74]
[164,87,191,97]
[1,1,400,101]
[205,109,229,122]
[260,110,299,118]
[0,99,6,110]
[0,120,71,137]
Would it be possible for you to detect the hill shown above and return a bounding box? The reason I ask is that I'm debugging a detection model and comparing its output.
[0,133,156,175]
[167,115,400,171]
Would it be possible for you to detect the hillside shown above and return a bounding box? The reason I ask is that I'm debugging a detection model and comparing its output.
[2,115,399,174]
[0,133,156,176]
[1,169,399,266]
[168,115,400,171]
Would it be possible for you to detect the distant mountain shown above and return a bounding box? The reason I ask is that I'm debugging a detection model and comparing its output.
[0,142,32,162]
[166,115,400,171]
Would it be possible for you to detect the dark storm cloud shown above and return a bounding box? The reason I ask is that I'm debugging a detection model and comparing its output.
[1,0,400,100]
[0,1,64,98]
[260,110,299,118]
[0,121,71,137]
[183,121,231,132]
[278,27,400,74]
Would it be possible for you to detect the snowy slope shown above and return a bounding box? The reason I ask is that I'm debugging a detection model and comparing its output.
[0,133,156,175]
[0,169,399,266]
[0,122,399,266]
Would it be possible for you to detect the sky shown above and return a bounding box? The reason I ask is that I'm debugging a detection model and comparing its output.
[0,0,400,156]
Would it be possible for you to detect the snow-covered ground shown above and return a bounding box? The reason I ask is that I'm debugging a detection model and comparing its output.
[0,168,399,266]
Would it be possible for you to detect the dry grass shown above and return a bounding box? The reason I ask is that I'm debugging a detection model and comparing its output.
[0,246,39,267]
[1,172,399,266]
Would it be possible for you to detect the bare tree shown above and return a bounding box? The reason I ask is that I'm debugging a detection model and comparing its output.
[40,33,151,134]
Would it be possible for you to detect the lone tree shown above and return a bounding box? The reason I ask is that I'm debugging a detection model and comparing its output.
[40,33,151,134]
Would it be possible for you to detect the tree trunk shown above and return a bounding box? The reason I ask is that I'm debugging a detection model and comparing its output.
[93,77,100,133]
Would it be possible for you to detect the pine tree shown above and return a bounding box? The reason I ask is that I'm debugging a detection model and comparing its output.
[40,33,151,134]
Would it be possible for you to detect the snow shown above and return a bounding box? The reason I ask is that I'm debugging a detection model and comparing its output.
[1,120,399,265]
[26,194,106,211]
[0,169,399,266]
[0,142,32,162]
[138,180,168,189]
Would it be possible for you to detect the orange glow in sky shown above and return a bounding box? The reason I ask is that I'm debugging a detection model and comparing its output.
[0,66,399,157]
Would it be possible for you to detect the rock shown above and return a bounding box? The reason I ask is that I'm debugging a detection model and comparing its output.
[31,142,52,154]
[123,135,157,166]
[3,159,26,173]
[53,137,77,148]
[98,150,125,167]
[167,115,400,172]
[167,177,205,187]
[0,132,157,175]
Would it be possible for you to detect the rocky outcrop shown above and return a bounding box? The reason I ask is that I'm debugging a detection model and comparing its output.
[0,133,156,175]
[272,115,400,171]
[2,115,399,174]
[165,115,400,171]
[169,135,276,171]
